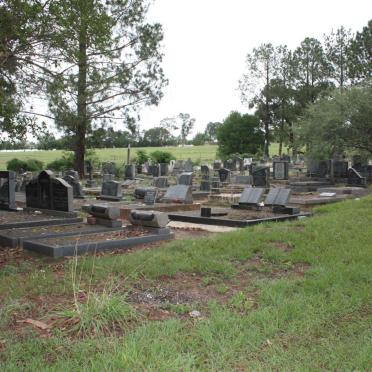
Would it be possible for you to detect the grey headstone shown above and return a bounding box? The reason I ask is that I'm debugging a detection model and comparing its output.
[100,180,122,200]
[184,159,193,172]
[252,167,270,187]
[264,188,291,206]
[239,187,265,205]
[103,173,114,182]
[159,163,169,176]
[144,189,158,205]
[178,172,193,186]
[153,177,169,188]
[148,164,160,177]
[124,164,136,180]
[200,180,211,191]
[163,185,193,204]
[63,174,84,199]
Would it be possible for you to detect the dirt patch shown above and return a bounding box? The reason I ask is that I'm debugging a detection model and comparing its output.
[270,241,294,252]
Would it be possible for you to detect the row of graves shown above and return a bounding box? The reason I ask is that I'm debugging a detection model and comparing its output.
[0,170,173,257]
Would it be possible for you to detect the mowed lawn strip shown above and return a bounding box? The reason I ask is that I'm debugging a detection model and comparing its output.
[0,196,371,370]
[0,143,282,170]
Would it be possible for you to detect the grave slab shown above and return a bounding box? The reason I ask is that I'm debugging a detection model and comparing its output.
[23,227,174,257]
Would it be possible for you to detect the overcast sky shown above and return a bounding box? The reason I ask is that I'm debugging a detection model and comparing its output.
[136,0,371,137]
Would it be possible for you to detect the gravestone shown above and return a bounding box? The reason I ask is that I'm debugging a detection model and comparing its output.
[0,171,17,210]
[273,161,289,180]
[102,161,116,176]
[159,163,169,176]
[63,174,84,199]
[124,164,136,180]
[86,205,122,227]
[144,189,158,205]
[148,164,160,177]
[252,167,270,187]
[103,173,114,182]
[85,160,95,187]
[264,188,292,206]
[65,169,79,181]
[234,175,252,185]
[26,170,73,212]
[178,172,193,186]
[169,160,176,174]
[218,168,231,183]
[19,172,34,192]
[347,168,366,187]
[200,180,211,191]
[172,160,184,175]
[99,180,122,201]
[153,176,169,188]
[162,185,193,204]
[200,165,209,176]
[213,160,222,170]
[224,159,235,171]
[184,159,193,172]
[307,160,331,178]
[134,187,155,199]
[211,177,220,191]
[333,160,348,178]
[238,187,265,206]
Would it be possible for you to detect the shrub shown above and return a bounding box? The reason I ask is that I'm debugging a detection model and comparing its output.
[150,150,175,163]
[7,158,44,172]
[47,152,74,171]
[135,149,149,165]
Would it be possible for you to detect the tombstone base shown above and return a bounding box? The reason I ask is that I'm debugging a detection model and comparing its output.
[24,207,78,218]
[96,195,122,201]
[95,218,122,228]
[272,205,300,215]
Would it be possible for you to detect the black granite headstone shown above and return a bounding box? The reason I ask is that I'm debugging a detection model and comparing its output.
[347,168,366,187]
[218,168,230,183]
[144,189,158,205]
[153,177,169,188]
[252,167,270,187]
[264,188,291,206]
[273,161,289,180]
[25,170,73,212]
[124,164,136,180]
[0,171,17,210]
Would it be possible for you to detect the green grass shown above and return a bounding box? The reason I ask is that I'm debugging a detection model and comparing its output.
[0,143,282,170]
[1,196,371,370]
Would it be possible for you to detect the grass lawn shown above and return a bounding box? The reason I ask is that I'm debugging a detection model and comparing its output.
[0,196,371,370]
[0,143,282,170]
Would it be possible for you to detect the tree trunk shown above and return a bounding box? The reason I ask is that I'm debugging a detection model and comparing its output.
[75,10,88,176]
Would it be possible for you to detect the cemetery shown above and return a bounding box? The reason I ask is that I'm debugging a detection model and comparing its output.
[0,2,371,369]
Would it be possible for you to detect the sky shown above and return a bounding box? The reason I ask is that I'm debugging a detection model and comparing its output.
[136,0,372,137]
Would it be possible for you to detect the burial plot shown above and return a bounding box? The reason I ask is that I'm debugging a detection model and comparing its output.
[98,180,122,201]
[347,168,366,187]
[23,226,173,258]
[273,161,289,180]
[252,167,270,187]
[162,185,193,204]
[178,172,193,186]
[26,170,74,214]
[0,171,17,210]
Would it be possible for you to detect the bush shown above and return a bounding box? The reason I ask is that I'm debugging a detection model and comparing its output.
[135,150,149,165]
[150,150,175,163]
[47,153,74,171]
[7,158,44,172]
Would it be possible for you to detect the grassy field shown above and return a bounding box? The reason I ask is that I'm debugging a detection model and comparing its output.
[0,196,371,370]
[0,143,282,170]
